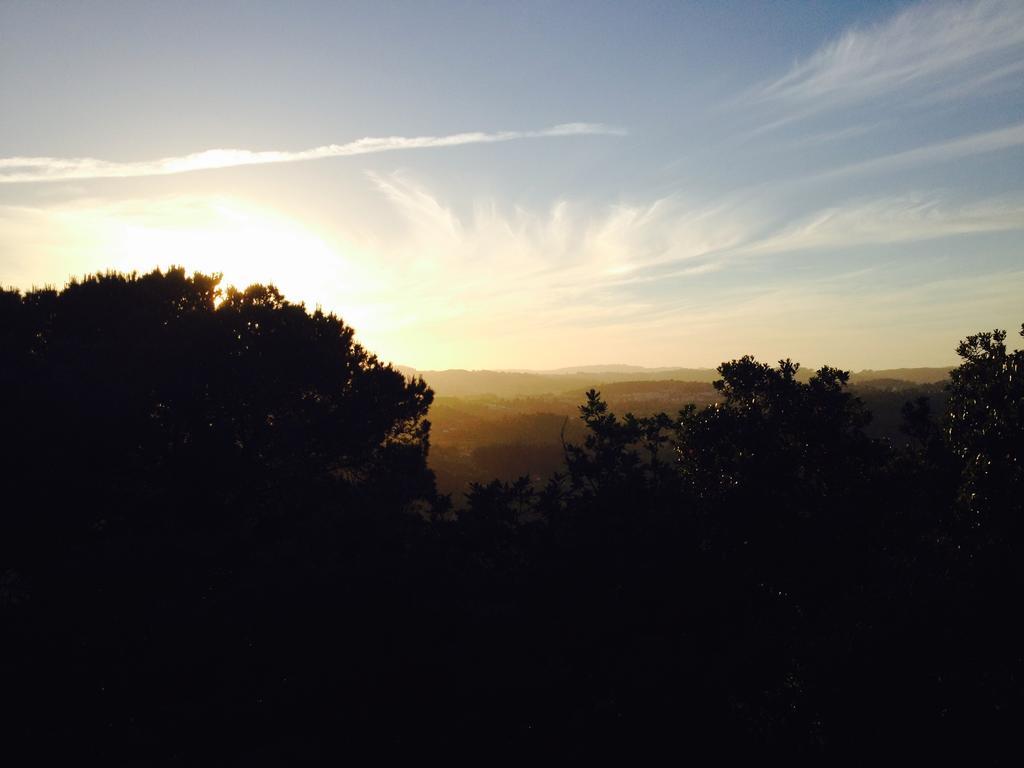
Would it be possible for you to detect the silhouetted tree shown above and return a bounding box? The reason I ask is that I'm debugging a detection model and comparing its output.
[946,324,1024,545]
[0,268,438,763]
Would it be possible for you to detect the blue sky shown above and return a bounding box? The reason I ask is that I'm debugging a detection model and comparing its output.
[1,0,1022,370]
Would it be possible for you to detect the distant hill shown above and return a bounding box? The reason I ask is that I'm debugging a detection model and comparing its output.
[398,364,951,398]
[849,367,951,384]
[401,368,717,397]
[498,364,687,375]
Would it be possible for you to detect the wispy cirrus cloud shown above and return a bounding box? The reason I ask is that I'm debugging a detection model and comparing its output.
[364,171,750,291]
[815,122,1024,181]
[759,0,1024,109]
[357,173,1024,360]
[740,194,1024,255]
[0,122,623,184]
[362,173,1024,314]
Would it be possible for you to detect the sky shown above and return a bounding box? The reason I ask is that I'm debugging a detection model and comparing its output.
[1,0,1022,371]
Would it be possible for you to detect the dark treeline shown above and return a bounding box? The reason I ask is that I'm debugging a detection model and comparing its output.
[427,379,948,496]
[2,268,1021,762]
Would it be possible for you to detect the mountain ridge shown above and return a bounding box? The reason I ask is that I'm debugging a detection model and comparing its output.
[393,364,952,398]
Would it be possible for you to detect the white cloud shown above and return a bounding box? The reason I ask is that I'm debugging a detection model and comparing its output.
[741,194,1024,255]
[362,171,752,298]
[818,123,1024,180]
[759,0,1024,109]
[0,123,624,184]
[350,177,1024,349]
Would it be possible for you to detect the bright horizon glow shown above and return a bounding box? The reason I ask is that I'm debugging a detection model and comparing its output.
[7,191,1009,372]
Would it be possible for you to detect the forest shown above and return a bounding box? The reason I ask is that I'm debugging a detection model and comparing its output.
[2,267,1022,762]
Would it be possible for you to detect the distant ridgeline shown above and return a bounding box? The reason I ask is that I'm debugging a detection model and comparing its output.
[1,268,1020,762]
[399,364,951,398]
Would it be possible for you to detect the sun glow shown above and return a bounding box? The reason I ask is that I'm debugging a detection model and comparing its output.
[103,198,350,307]
[0,194,385,329]
[2,193,465,367]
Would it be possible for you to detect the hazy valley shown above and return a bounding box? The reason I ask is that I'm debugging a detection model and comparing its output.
[417,365,951,497]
